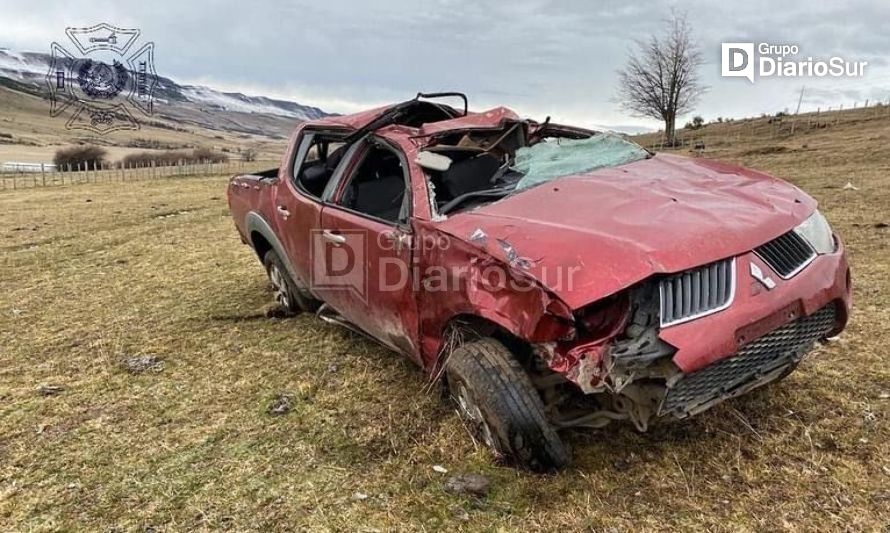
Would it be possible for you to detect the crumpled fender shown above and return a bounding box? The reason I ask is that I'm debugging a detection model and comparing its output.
[413,220,574,368]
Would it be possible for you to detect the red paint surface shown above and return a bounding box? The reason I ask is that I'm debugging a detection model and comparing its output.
[435,153,816,309]
[662,245,851,373]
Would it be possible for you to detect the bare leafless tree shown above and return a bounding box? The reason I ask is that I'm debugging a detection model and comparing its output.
[615,10,706,146]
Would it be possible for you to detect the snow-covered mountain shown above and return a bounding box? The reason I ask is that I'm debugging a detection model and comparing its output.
[177,85,326,120]
[0,47,329,134]
[0,49,48,79]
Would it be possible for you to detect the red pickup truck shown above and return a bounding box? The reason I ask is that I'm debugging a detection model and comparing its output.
[228,94,851,470]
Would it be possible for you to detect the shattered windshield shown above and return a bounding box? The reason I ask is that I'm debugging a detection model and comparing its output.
[422,125,651,217]
[513,133,650,191]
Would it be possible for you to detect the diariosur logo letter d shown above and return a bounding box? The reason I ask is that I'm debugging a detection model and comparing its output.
[722,43,755,82]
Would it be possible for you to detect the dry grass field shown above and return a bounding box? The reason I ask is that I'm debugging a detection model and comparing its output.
[1,107,888,531]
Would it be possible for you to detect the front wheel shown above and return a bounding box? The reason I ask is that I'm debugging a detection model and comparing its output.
[446,338,571,471]
[263,250,320,314]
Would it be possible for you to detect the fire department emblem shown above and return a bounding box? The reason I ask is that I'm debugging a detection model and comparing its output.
[45,23,158,134]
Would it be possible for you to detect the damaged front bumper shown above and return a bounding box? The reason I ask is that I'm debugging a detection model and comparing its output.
[536,243,852,430]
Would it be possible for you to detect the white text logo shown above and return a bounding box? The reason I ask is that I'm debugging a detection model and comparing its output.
[722,42,867,83]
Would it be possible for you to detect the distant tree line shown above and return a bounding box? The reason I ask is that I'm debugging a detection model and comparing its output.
[122,147,229,167]
[53,146,233,171]
[53,146,108,170]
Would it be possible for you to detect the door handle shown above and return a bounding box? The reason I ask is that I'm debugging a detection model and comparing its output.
[276,205,290,218]
[322,230,346,245]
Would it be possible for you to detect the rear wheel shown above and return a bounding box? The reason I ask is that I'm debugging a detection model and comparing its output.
[263,250,320,314]
[446,338,571,471]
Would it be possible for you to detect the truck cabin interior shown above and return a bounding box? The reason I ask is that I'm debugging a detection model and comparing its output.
[422,121,606,216]
[339,144,407,223]
[423,121,532,215]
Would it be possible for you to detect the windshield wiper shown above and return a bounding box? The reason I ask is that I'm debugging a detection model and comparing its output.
[439,188,512,215]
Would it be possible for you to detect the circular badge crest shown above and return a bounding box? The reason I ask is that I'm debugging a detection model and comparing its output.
[77,59,129,99]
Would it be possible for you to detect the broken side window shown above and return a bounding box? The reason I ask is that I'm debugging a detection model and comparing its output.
[294,132,350,198]
[337,141,409,224]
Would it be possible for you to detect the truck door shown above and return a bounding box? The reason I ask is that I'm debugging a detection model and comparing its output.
[312,138,420,360]
[273,130,348,289]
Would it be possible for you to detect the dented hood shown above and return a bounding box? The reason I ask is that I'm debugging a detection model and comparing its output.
[435,154,816,310]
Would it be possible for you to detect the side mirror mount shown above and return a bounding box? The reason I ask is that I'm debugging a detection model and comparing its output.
[416,151,452,172]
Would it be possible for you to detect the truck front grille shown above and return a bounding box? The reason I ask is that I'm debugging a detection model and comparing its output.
[755,230,816,278]
[659,304,837,418]
[659,258,735,327]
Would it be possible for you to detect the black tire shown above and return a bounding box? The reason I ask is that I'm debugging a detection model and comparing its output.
[263,250,320,314]
[446,338,571,471]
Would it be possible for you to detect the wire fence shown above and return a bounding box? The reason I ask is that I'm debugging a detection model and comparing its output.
[0,159,281,191]
[640,99,890,153]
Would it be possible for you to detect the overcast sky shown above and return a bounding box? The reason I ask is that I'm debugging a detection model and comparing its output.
[2,0,888,129]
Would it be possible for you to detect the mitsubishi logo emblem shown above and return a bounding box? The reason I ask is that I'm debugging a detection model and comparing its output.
[750,262,776,290]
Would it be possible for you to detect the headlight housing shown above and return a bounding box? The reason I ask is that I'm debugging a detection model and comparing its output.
[794,210,836,254]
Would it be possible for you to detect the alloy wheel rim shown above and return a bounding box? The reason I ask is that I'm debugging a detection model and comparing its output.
[268,265,290,309]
